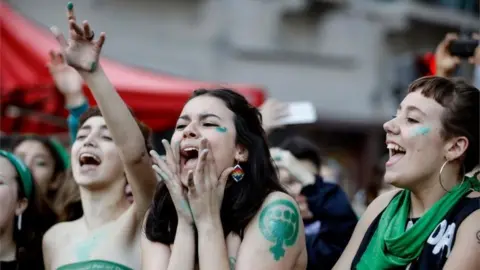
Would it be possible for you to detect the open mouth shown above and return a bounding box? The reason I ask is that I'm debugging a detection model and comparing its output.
[386,143,406,166]
[180,147,199,169]
[79,153,101,167]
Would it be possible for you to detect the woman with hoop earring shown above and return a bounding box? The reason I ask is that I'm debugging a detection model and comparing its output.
[333,76,480,270]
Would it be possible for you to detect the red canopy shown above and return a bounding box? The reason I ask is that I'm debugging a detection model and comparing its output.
[0,2,265,134]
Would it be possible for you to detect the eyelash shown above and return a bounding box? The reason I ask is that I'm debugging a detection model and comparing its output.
[75,135,112,140]
[391,115,419,124]
[175,123,218,129]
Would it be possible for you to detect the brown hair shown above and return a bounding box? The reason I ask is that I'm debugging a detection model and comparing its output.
[12,135,83,223]
[407,76,479,172]
[78,106,153,152]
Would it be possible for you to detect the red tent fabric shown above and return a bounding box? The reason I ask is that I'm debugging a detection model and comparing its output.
[0,2,266,134]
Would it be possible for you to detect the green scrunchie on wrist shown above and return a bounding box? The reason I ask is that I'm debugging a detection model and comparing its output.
[0,150,34,199]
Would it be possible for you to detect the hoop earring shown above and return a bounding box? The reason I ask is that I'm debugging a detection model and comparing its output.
[231,162,244,182]
[439,160,466,193]
[17,214,22,231]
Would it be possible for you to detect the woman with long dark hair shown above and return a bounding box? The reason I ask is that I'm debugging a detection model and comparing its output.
[334,76,480,269]
[0,151,44,270]
[142,89,307,270]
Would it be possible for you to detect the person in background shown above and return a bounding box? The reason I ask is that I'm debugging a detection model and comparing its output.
[271,136,358,270]
[42,3,157,269]
[12,136,81,222]
[259,99,290,135]
[0,151,44,270]
[334,76,480,269]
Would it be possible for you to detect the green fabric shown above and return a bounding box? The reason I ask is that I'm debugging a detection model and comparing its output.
[48,138,70,169]
[57,260,133,270]
[0,150,34,199]
[356,176,480,269]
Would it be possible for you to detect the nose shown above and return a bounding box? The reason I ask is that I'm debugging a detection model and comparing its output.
[83,134,98,148]
[182,123,199,139]
[383,118,400,135]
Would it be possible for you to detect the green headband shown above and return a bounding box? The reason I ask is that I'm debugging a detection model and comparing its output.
[48,138,70,169]
[0,150,34,199]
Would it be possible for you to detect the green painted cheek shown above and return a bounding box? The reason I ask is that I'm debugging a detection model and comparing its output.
[410,126,431,137]
[216,127,227,133]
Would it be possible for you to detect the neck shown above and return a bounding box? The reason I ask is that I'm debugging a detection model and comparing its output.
[409,164,462,218]
[79,178,130,230]
[0,225,16,261]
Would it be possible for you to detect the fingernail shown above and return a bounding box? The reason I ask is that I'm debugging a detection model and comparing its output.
[67,2,73,10]
[90,61,97,72]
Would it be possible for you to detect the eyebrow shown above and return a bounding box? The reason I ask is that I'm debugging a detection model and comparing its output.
[79,124,108,131]
[178,113,222,121]
[398,105,426,116]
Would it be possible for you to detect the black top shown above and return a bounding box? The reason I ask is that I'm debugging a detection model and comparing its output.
[1,261,18,270]
[352,193,480,270]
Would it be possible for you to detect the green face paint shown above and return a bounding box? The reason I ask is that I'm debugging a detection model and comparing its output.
[258,199,300,261]
[411,126,431,137]
[229,257,236,270]
[67,2,74,11]
[90,62,98,72]
[216,127,227,133]
[273,156,282,162]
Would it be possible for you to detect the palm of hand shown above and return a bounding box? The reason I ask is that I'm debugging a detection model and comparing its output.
[51,3,105,72]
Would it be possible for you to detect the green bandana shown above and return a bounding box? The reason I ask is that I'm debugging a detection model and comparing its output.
[48,138,70,169]
[356,176,480,269]
[0,150,34,199]
[57,260,133,270]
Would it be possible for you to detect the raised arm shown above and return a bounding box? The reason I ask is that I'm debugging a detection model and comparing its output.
[47,50,89,143]
[51,2,156,219]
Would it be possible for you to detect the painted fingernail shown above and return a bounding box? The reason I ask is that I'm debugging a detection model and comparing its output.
[90,61,97,72]
[67,2,73,10]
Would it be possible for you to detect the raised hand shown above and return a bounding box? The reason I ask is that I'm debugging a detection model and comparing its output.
[51,2,105,72]
[47,51,85,106]
[187,138,234,224]
[150,140,194,225]
[435,33,461,77]
[468,33,480,65]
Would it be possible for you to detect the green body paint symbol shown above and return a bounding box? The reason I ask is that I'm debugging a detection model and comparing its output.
[258,199,300,261]
[67,2,73,10]
[229,257,236,270]
[75,230,106,261]
[216,127,227,133]
[411,126,431,137]
[181,200,195,221]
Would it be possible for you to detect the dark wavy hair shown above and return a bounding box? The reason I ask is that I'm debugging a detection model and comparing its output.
[145,88,286,243]
[12,135,82,222]
[408,76,479,172]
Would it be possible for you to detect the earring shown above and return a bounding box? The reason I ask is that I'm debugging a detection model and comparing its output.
[231,162,244,182]
[439,160,466,193]
[17,214,22,231]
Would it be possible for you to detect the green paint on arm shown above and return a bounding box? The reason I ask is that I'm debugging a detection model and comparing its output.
[67,2,73,10]
[258,199,300,261]
[216,127,227,133]
[229,257,236,270]
[90,61,98,72]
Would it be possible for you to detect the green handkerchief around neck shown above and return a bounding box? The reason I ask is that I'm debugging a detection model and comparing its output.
[356,176,480,269]
[57,260,133,270]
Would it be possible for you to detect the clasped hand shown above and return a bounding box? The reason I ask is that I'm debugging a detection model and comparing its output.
[150,138,233,226]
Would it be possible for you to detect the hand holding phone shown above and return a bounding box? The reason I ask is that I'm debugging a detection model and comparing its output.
[447,39,479,58]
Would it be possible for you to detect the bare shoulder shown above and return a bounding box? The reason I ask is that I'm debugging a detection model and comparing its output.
[43,219,78,246]
[363,189,400,220]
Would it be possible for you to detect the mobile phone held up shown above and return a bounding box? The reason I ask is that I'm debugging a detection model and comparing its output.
[448,39,479,58]
[277,102,317,126]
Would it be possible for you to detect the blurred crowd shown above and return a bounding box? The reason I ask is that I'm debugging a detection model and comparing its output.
[1,2,479,270]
